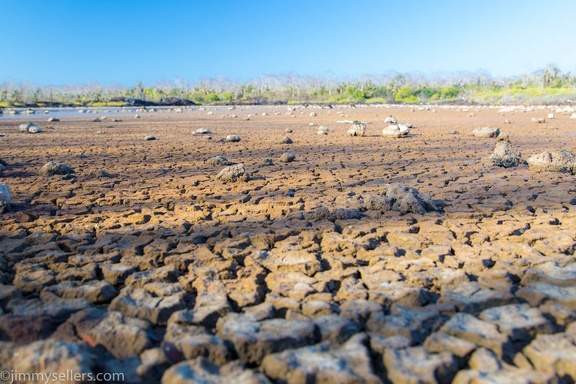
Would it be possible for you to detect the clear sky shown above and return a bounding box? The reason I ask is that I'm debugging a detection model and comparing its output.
[2,0,575,86]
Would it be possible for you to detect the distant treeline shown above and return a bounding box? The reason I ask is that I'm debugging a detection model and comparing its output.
[1,66,576,108]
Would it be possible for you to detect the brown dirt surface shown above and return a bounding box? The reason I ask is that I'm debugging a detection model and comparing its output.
[1,104,576,382]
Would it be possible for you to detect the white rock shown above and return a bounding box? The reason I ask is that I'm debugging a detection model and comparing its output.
[223,134,241,142]
[193,128,212,135]
[384,115,398,124]
[472,127,500,138]
[19,122,42,133]
[347,121,367,137]
[382,124,410,138]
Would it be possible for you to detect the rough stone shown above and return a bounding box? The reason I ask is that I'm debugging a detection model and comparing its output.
[193,128,212,135]
[206,155,232,166]
[223,134,241,142]
[382,124,410,138]
[362,183,442,215]
[527,149,576,173]
[279,152,296,163]
[490,141,523,168]
[473,127,500,138]
[216,163,250,182]
[19,122,43,133]
[348,121,367,136]
[39,161,74,176]
[384,115,398,124]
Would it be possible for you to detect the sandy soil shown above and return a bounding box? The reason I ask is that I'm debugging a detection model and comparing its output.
[1,104,576,382]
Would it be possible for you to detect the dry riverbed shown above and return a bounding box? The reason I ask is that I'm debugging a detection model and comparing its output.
[1,104,576,383]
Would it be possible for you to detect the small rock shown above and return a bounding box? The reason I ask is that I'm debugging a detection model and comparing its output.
[144,135,156,141]
[279,152,296,163]
[490,141,523,168]
[0,183,11,213]
[348,121,366,136]
[317,126,329,135]
[39,161,74,177]
[531,117,546,123]
[206,155,232,166]
[384,115,398,124]
[193,128,212,135]
[382,124,410,138]
[48,117,59,122]
[472,127,500,138]
[527,149,576,173]
[361,183,441,215]
[260,158,274,167]
[216,164,250,182]
[19,122,43,133]
[223,134,241,142]
[280,136,293,144]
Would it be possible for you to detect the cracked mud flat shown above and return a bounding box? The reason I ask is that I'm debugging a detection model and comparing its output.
[1,105,576,383]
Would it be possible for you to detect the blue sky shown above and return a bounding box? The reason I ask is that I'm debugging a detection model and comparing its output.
[2,0,575,86]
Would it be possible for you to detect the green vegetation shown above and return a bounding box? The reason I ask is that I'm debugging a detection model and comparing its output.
[1,65,575,107]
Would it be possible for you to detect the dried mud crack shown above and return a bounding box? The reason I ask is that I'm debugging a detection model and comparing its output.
[1,104,576,383]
